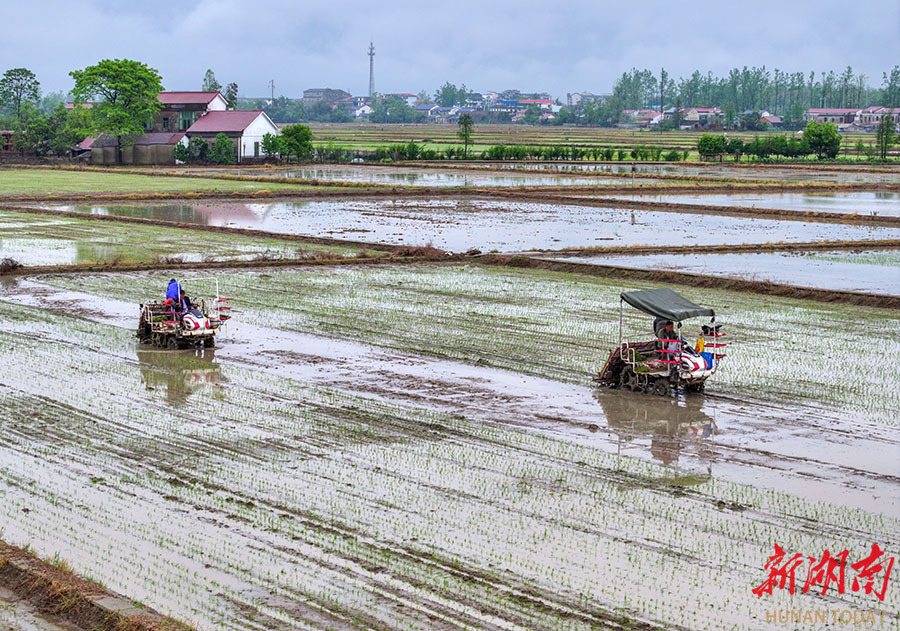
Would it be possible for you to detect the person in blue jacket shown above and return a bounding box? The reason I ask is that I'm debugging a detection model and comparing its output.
[165,279,181,303]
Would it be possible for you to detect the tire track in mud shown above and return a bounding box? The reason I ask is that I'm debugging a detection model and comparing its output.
[0,345,673,630]
[5,275,899,512]
[1,293,897,630]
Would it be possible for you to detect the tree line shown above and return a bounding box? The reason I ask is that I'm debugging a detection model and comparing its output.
[606,65,899,126]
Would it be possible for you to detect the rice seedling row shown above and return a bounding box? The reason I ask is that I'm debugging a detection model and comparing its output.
[0,298,896,630]
[38,264,900,427]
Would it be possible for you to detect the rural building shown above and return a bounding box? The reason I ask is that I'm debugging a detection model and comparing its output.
[567,92,607,107]
[90,132,186,165]
[804,108,859,124]
[384,93,417,106]
[154,91,227,133]
[181,110,279,162]
[91,91,227,165]
[302,88,352,106]
[857,106,899,129]
[661,107,723,129]
[90,91,276,165]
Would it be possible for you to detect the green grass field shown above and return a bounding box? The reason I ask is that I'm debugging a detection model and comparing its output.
[0,168,347,196]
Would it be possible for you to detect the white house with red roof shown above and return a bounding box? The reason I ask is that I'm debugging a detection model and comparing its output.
[182,110,279,162]
[90,91,278,164]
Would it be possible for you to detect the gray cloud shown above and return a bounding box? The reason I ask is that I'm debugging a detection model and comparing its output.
[2,0,898,99]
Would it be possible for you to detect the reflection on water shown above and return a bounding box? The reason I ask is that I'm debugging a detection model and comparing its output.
[37,199,900,253]
[594,389,717,466]
[207,166,641,187]
[75,202,266,227]
[137,347,225,406]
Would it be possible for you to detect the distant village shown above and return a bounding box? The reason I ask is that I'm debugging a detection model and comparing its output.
[0,51,897,166]
[291,86,898,132]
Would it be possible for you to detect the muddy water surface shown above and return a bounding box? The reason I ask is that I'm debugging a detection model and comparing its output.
[490,161,900,183]
[37,199,900,252]
[0,586,82,631]
[549,250,900,295]
[609,191,900,216]
[4,278,898,515]
[187,164,661,187]
[2,277,898,631]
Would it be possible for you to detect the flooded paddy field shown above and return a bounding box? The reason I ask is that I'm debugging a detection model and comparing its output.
[1,266,898,630]
[484,161,900,183]
[607,191,900,217]
[184,164,664,187]
[28,265,900,427]
[31,199,900,253]
[0,209,368,266]
[548,249,900,296]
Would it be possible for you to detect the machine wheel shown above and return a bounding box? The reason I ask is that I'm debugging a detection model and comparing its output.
[166,336,179,350]
[152,333,162,347]
[203,337,215,348]
[620,371,638,392]
[652,379,672,397]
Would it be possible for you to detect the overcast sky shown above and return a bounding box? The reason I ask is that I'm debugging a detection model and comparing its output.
[2,0,898,100]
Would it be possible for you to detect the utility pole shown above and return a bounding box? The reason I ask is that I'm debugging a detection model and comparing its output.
[368,42,375,97]
[268,79,275,102]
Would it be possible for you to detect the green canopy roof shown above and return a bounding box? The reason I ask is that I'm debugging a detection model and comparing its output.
[620,288,715,321]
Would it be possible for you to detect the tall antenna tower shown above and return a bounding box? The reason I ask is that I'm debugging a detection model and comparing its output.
[267,79,275,101]
[368,42,375,97]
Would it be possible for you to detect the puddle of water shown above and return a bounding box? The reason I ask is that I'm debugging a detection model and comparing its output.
[608,191,900,217]
[186,164,661,187]
[0,586,83,631]
[550,250,900,295]
[33,199,900,253]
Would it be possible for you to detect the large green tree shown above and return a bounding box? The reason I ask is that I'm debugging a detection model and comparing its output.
[280,124,313,161]
[0,68,40,119]
[803,121,841,159]
[69,59,164,164]
[434,82,462,107]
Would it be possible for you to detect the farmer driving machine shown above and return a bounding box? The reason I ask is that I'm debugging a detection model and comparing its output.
[137,278,232,350]
[595,288,727,396]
